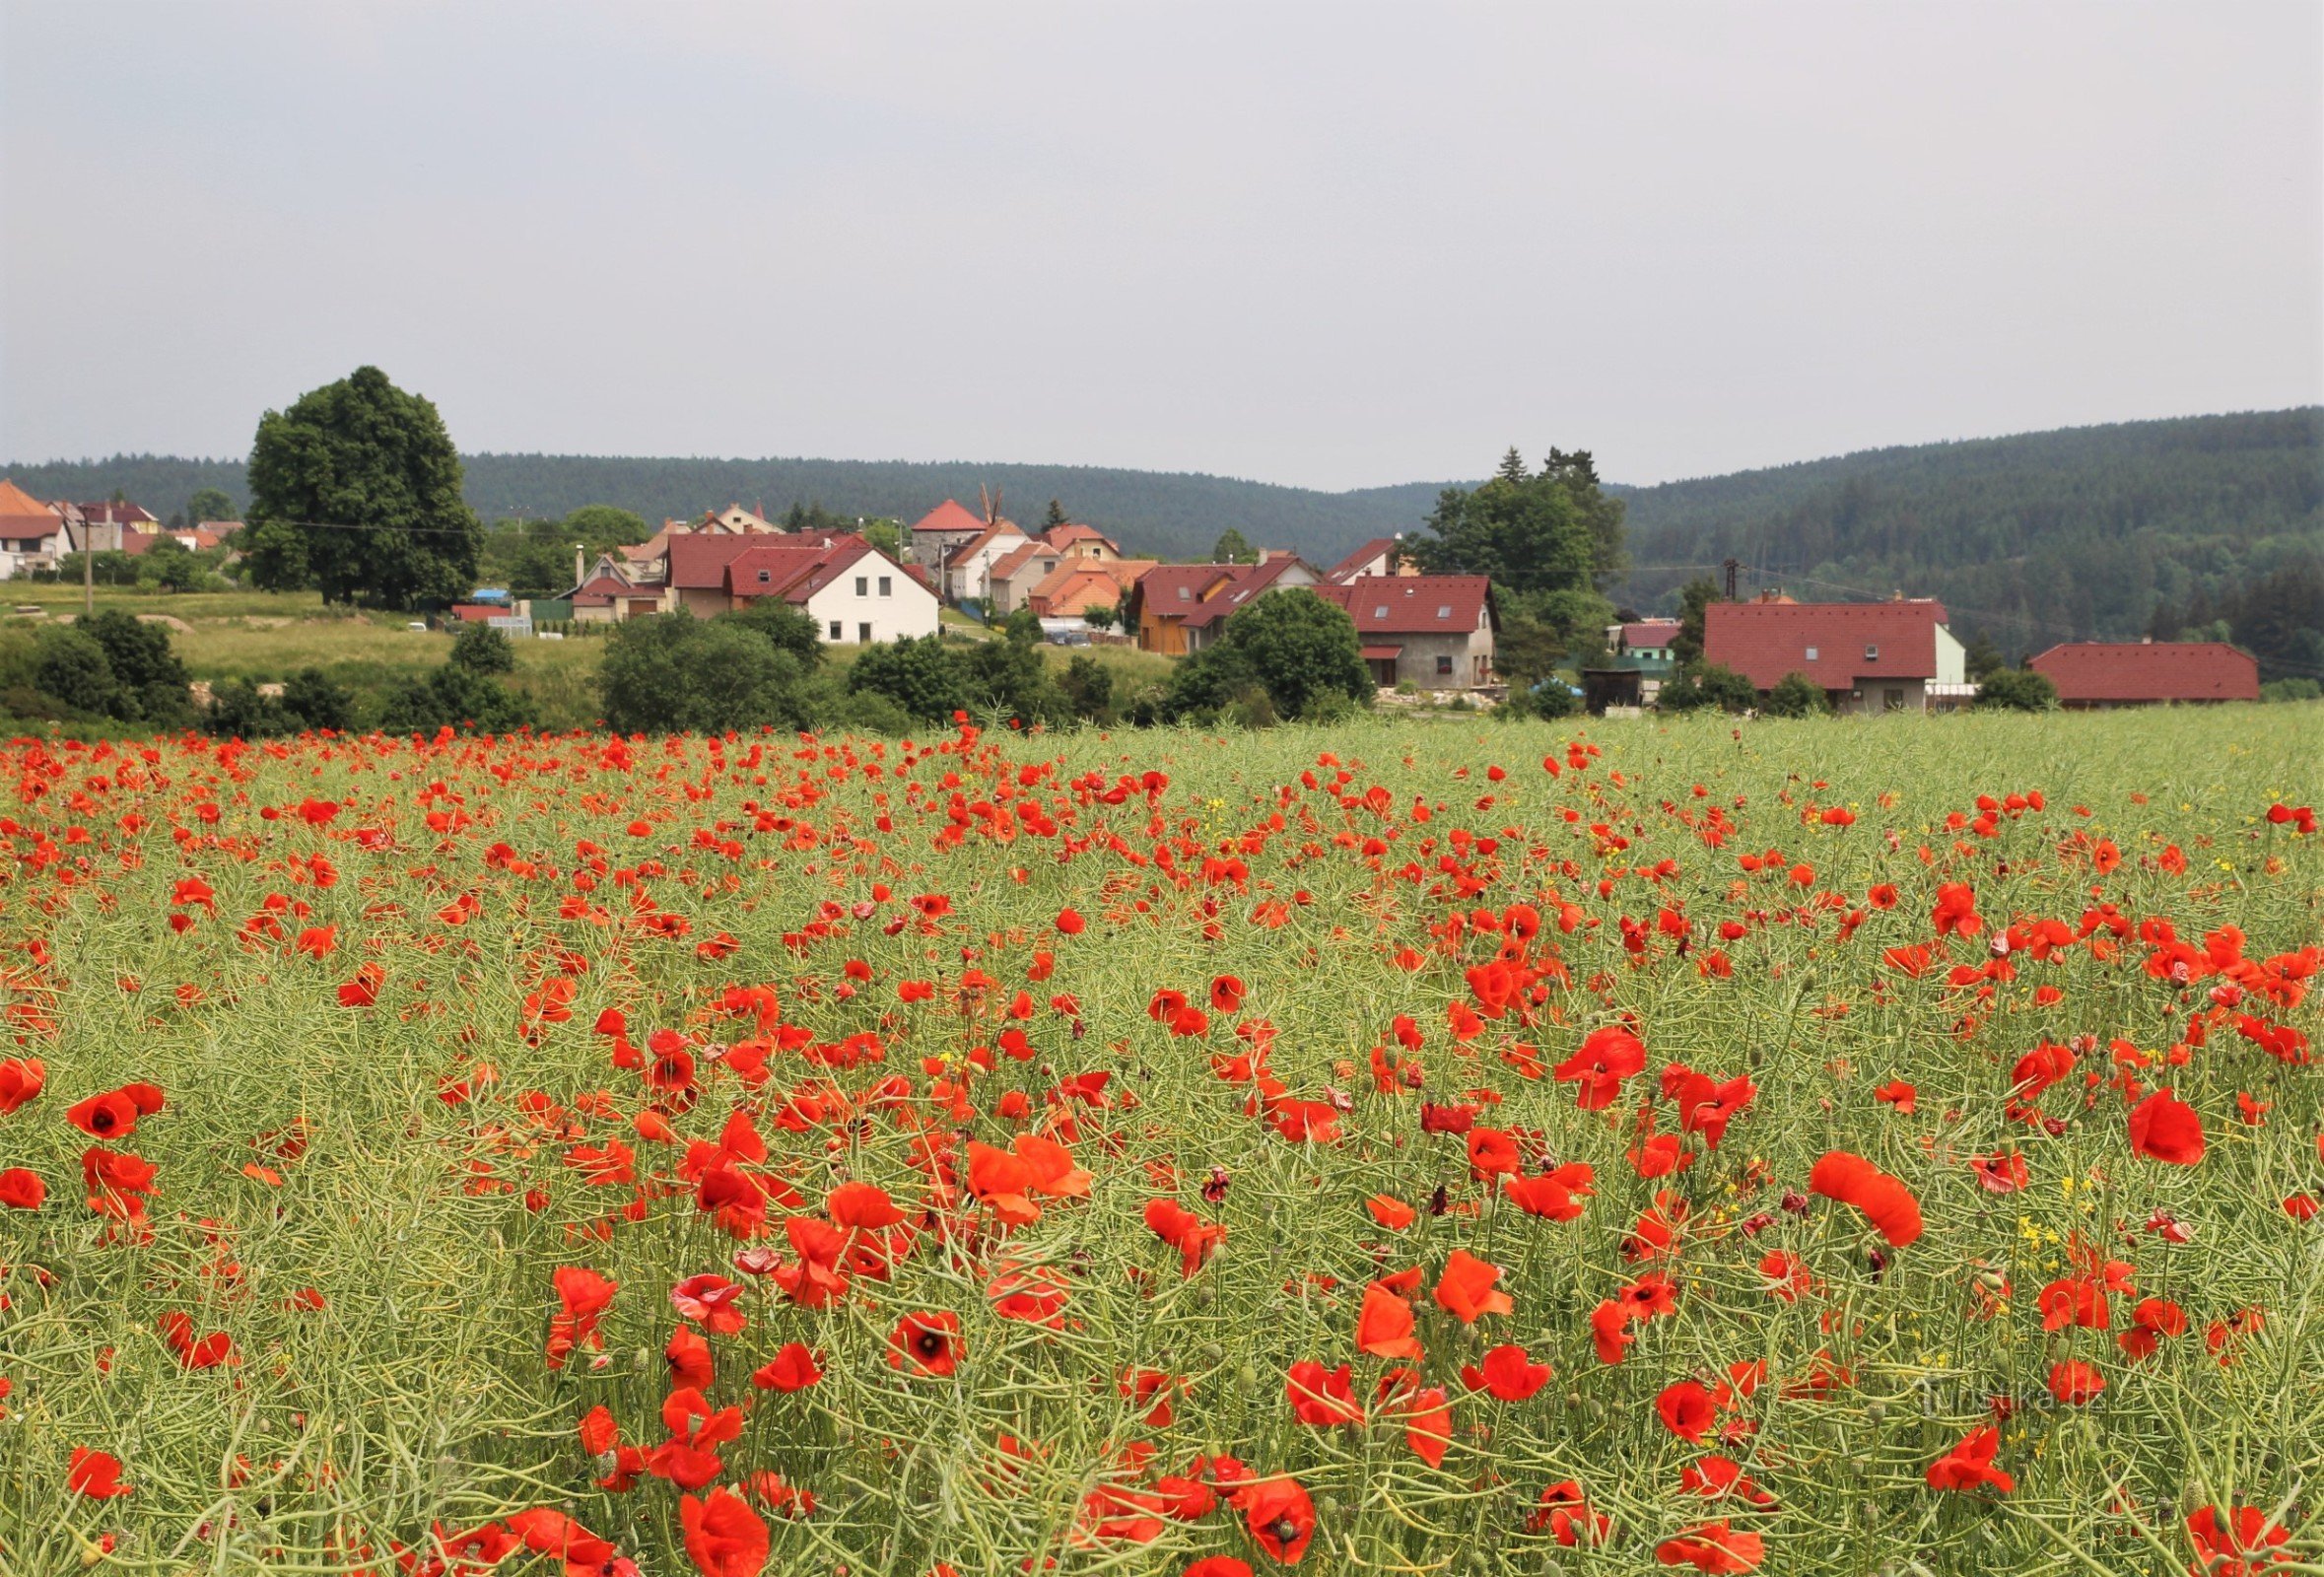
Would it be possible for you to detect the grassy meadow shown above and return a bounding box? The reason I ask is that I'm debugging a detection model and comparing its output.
[0,706,2317,1575]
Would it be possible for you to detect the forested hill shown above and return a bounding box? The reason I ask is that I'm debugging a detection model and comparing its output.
[1611,408,2323,649]
[0,452,1465,568]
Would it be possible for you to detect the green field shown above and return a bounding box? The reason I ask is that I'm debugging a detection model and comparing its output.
[0,708,2316,1575]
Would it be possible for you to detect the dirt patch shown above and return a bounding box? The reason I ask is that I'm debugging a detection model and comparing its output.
[49,612,196,633]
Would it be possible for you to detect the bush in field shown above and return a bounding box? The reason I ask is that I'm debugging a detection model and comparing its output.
[1659,661,1758,714]
[1976,666,2061,711]
[717,599,824,671]
[597,613,810,735]
[1763,670,1831,717]
[448,623,516,675]
[1058,653,1114,721]
[379,648,538,734]
[850,633,971,723]
[281,667,358,731]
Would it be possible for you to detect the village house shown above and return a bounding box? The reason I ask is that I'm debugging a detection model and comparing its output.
[909,499,996,576]
[1703,596,1968,714]
[1313,574,1498,690]
[635,531,938,642]
[942,518,1033,605]
[1127,553,1322,654]
[1029,558,1155,628]
[1325,536,1418,583]
[987,524,1129,615]
[0,479,61,577]
[2026,641,2260,708]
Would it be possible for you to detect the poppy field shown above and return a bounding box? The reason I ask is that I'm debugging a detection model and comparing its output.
[1,708,2319,1577]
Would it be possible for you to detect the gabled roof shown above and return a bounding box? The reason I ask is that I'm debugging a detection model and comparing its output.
[913,499,991,535]
[1703,599,1948,690]
[1327,537,1405,583]
[723,536,934,606]
[669,530,789,588]
[942,522,1029,571]
[1618,619,1681,650]
[1312,575,1495,636]
[571,573,635,607]
[0,478,60,526]
[73,501,159,525]
[2026,642,2260,704]
[1043,522,1116,552]
[988,539,1062,584]
[1032,561,1156,617]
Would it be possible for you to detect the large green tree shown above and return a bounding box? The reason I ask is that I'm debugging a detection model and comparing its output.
[186,486,237,525]
[246,366,483,608]
[1411,447,1604,595]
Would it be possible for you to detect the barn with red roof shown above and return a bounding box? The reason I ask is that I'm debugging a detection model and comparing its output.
[2026,642,2260,708]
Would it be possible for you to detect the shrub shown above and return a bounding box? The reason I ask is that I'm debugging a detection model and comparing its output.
[381,659,538,734]
[1975,667,2061,712]
[448,624,516,674]
[850,635,971,723]
[718,599,824,670]
[34,626,122,718]
[1059,654,1114,721]
[1222,591,1370,720]
[598,614,810,734]
[204,679,298,738]
[281,668,358,732]
[1764,671,1831,718]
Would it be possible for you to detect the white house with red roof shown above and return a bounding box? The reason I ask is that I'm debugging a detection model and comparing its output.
[1325,536,1416,584]
[1703,597,1966,714]
[1312,575,1498,690]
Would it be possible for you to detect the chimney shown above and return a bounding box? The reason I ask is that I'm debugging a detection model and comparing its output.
[2141,636,2153,645]
[575,545,585,586]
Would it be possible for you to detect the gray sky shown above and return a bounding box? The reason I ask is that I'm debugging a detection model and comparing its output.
[3,2,2318,491]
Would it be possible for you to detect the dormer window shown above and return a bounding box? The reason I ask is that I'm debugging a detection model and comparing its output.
[1865,644,1880,660]
[757,570,770,583]
[1805,646,1817,661]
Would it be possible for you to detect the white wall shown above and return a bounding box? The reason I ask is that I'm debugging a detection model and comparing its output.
[1934,624,1965,685]
[805,561,941,644]
[946,531,1029,602]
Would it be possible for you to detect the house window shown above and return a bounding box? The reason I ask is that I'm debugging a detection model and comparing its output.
[859,622,873,643]
[1435,654,1454,676]
[828,621,843,640]
[854,576,868,596]
[1883,687,1905,711]
[878,576,892,596]
[1374,606,1388,618]
[757,570,771,583]
[1805,646,1817,660]
[1178,586,1192,600]
[1865,644,1880,660]
[1436,604,1452,619]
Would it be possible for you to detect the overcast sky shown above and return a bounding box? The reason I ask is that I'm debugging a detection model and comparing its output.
[2,3,2318,491]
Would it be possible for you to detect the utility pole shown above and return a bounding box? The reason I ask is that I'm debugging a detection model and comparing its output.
[82,508,96,616]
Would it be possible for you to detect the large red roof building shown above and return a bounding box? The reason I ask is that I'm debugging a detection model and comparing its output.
[2026,642,2260,707]
[1703,598,1969,714]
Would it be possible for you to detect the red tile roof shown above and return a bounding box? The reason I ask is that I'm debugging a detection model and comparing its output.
[1618,619,1680,650]
[1703,600,1948,690]
[1312,575,1495,636]
[912,499,991,535]
[1170,556,1319,629]
[1043,522,1116,551]
[72,501,159,525]
[0,478,59,536]
[1327,537,1406,583]
[572,574,632,607]
[2026,642,2259,704]
[668,530,790,588]
[1359,644,1403,659]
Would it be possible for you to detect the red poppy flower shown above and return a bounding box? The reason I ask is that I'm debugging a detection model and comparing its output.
[0,1056,45,1113]
[1925,1426,2014,1494]
[680,1485,771,1577]
[1231,1475,1316,1564]
[1185,1559,1256,1577]
[1552,1025,1646,1109]
[1462,1343,1553,1401]
[1528,1479,1608,1545]
[1433,1250,1513,1324]
[2187,1505,2290,1573]
[1655,1380,1718,1442]
[1655,1520,1763,1572]
[1365,1194,1417,1230]
[65,1082,166,1141]
[0,1167,43,1210]
[67,1447,131,1499]
[546,1266,618,1370]
[81,1147,159,1222]
[1504,1162,1595,1221]
[670,1273,748,1336]
[1284,1360,1363,1426]
[2046,1359,2104,1406]
[753,1341,823,1392]
[1356,1280,1424,1360]
[2129,1088,2206,1165]
[1209,975,1246,1013]
[888,1310,962,1377]
[1808,1150,1924,1248]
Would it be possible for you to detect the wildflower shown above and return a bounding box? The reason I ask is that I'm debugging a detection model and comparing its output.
[1925,1426,2014,1494]
[1808,1150,1923,1248]
[679,1486,770,1577]
[1231,1475,1316,1564]
[2128,1088,2206,1165]
[1655,1520,1764,1572]
[888,1311,962,1377]
[65,1082,166,1141]
[1433,1249,1513,1324]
